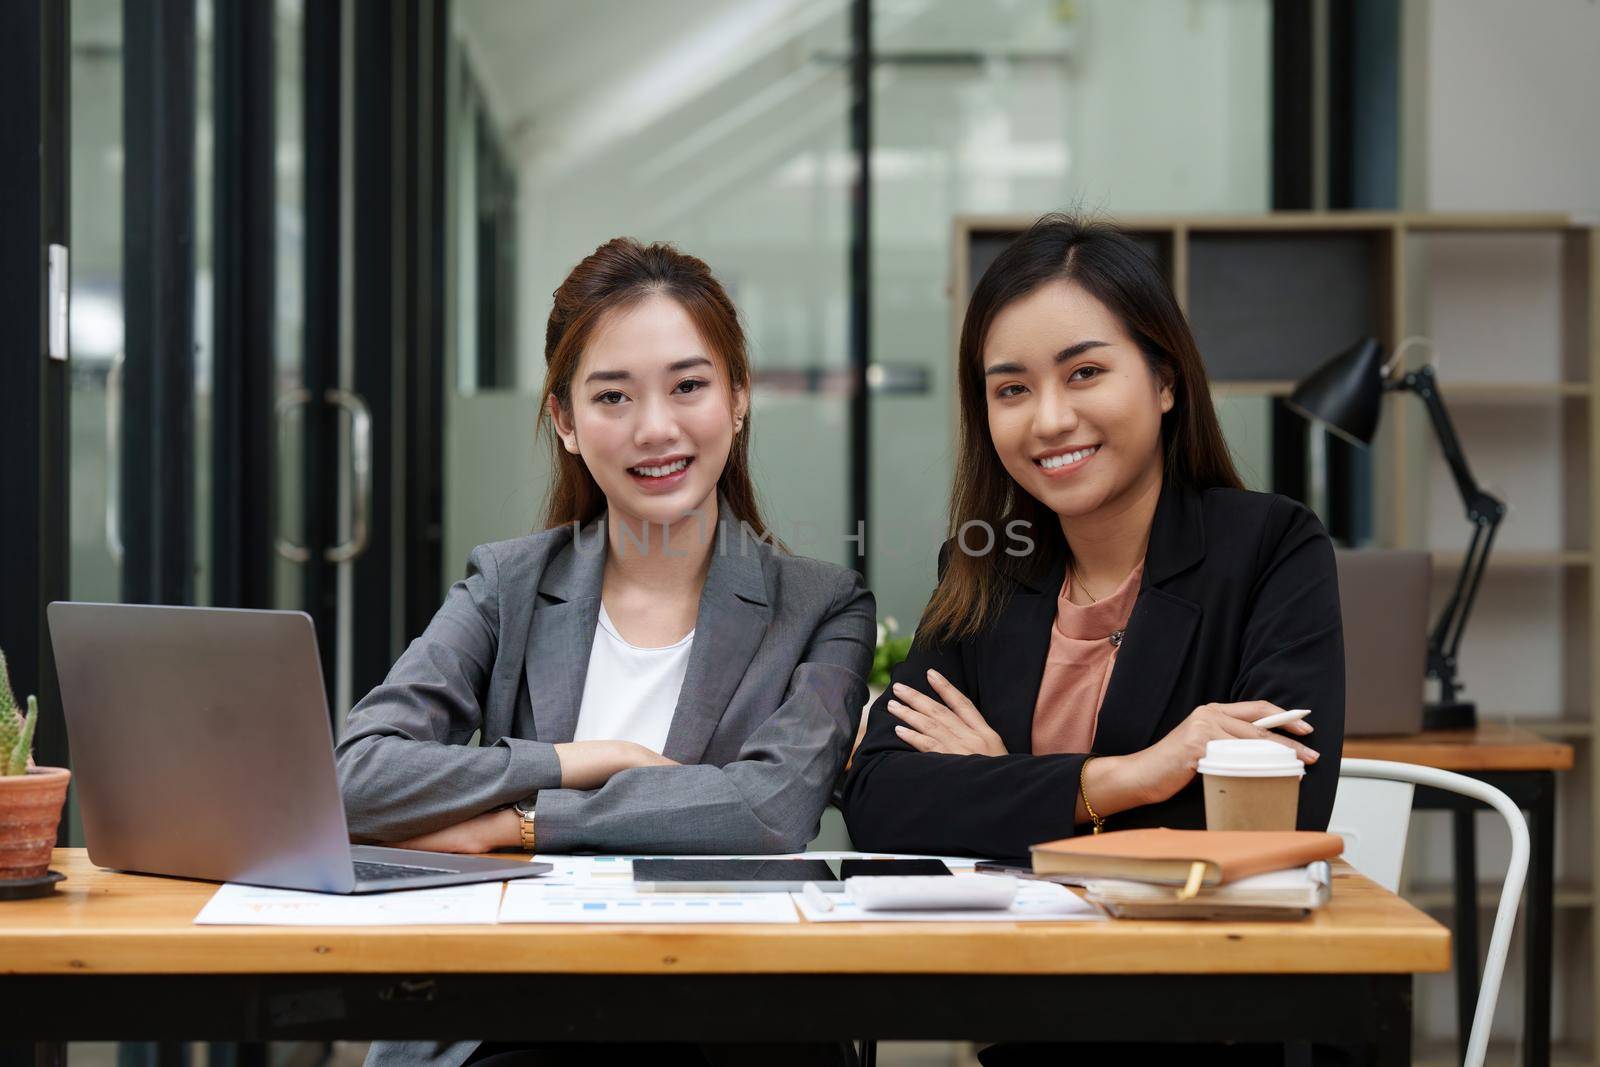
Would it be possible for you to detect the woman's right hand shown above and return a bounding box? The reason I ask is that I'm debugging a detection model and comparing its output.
[554,739,677,790]
[1125,700,1318,807]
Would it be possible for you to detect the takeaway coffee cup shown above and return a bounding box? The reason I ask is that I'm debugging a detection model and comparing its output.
[1197,738,1305,831]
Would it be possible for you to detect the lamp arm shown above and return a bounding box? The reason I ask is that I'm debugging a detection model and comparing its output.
[1392,365,1499,517]
[1429,516,1503,704]
[1444,518,1501,660]
[1393,365,1508,704]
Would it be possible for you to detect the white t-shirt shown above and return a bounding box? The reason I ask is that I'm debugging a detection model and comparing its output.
[570,603,694,753]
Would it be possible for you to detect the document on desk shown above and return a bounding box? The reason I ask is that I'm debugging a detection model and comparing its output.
[499,883,800,924]
[527,854,643,887]
[194,881,504,925]
[499,851,993,924]
[791,880,1104,923]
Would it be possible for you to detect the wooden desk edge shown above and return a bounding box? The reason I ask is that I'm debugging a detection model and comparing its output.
[0,928,1450,976]
[1344,731,1575,772]
[0,854,1450,977]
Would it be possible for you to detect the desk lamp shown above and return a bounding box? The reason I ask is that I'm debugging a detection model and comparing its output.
[1288,336,1505,731]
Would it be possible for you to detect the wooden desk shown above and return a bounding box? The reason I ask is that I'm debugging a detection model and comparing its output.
[1346,725,1574,1067]
[1345,724,1574,772]
[0,850,1447,1062]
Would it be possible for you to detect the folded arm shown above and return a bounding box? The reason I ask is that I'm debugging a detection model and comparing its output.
[334,545,566,841]
[532,573,876,855]
[844,502,1343,858]
[842,618,1088,859]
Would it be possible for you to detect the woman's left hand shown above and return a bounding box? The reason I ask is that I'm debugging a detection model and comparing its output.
[391,806,522,854]
[886,670,1008,756]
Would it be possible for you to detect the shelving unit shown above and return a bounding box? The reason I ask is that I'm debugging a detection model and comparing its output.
[1415,1039,1593,1067]
[1207,381,1592,400]
[954,211,1599,1059]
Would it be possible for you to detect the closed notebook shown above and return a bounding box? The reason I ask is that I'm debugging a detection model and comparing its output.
[1031,828,1343,892]
[1083,861,1332,920]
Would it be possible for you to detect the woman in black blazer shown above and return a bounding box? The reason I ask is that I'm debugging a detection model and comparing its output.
[841,215,1342,862]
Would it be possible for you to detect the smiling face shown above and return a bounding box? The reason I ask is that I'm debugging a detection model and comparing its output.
[549,292,748,529]
[982,278,1174,522]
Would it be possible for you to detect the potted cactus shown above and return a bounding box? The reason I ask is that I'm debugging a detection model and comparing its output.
[0,649,70,890]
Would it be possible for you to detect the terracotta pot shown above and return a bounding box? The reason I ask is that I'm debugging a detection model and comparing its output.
[0,766,70,881]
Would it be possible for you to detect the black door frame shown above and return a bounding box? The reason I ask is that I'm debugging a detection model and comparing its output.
[402,0,449,646]
[211,0,277,610]
[349,0,449,704]
[0,0,70,775]
[121,0,197,606]
[350,0,396,702]
[848,0,871,580]
[301,0,343,695]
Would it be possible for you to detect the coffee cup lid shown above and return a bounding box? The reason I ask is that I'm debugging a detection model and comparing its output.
[1196,738,1305,778]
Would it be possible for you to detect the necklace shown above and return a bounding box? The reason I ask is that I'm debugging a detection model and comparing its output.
[1070,560,1127,648]
[1068,560,1098,604]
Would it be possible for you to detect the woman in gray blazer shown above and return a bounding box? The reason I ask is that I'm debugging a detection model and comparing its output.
[334,238,873,1067]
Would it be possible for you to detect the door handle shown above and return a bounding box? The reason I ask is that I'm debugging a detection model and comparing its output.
[273,388,372,565]
[324,388,372,564]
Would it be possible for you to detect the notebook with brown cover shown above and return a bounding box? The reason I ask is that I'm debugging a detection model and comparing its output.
[1031,828,1344,888]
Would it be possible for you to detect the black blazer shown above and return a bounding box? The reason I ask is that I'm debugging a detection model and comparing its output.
[840,481,1345,860]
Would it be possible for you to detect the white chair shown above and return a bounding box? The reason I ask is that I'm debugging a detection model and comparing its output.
[1330,758,1529,1067]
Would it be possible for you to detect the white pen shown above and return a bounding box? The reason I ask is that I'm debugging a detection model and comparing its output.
[802,882,835,913]
[1252,707,1312,731]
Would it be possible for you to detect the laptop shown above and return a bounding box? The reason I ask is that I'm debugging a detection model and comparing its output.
[1333,549,1432,736]
[47,602,551,894]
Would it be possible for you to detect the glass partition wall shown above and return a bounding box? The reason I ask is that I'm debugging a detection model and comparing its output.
[445,0,859,582]
[445,0,1273,623]
[56,0,1276,772]
[60,0,1279,735]
[867,0,1272,622]
[58,1,1275,768]
[66,0,312,820]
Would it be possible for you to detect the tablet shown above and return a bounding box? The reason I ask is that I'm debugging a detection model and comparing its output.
[631,858,953,892]
[838,859,951,879]
[632,859,838,893]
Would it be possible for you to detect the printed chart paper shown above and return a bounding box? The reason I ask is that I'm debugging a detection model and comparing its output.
[500,882,799,924]
[194,881,504,925]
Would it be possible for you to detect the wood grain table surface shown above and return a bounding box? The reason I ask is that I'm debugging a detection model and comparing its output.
[0,850,1449,978]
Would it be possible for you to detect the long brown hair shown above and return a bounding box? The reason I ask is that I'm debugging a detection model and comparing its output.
[538,237,776,542]
[920,213,1244,643]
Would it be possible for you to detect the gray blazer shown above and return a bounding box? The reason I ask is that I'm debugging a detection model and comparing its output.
[336,498,876,855]
[340,500,874,1067]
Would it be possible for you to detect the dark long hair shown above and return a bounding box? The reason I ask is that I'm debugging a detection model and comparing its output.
[920,213,1244,642]
[538,237,776,542]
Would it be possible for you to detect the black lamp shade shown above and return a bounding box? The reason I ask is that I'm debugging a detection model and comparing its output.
[1286,336,1387,447]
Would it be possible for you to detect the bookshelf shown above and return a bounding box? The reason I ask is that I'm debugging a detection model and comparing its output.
[953,211,1599,1058]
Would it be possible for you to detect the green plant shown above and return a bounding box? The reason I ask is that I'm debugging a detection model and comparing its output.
[0,649,38,776]
[868,617,914,690]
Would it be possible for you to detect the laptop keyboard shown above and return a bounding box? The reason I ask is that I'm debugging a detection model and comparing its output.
[354,859,456,882]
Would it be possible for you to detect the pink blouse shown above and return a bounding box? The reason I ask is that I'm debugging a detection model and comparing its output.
[1030,559,1145,755]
